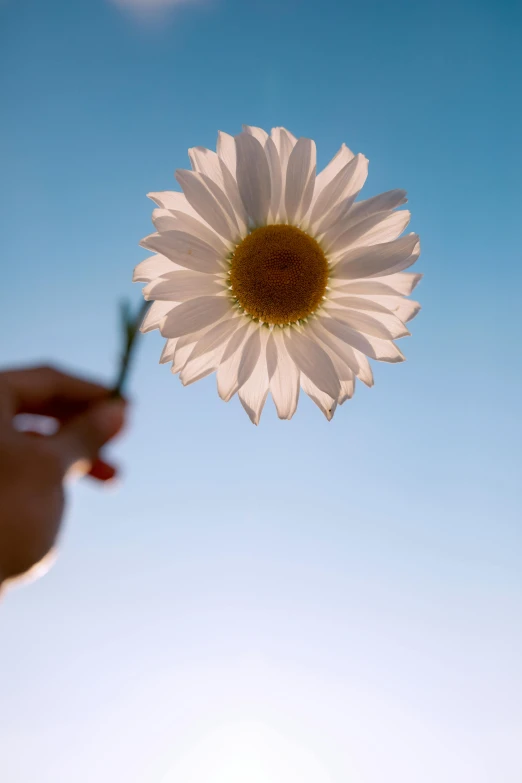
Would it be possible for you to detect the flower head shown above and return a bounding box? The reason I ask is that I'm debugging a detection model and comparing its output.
[134,126,421,423]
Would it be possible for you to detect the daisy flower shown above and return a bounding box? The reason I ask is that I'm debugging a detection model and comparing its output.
[134,125,421,423]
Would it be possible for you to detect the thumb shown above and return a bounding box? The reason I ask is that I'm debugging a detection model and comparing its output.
[52,399,126,472]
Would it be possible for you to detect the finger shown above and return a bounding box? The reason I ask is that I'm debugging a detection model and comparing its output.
[22,430,118,482]
[21,430,118,484]
[88,458,118,482]
[1,365,111,421]
[51,399,126,472]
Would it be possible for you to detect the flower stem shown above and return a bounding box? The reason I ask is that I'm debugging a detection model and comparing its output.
[110,299,149,399]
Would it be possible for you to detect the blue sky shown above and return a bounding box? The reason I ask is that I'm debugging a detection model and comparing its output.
[1,0,521,781]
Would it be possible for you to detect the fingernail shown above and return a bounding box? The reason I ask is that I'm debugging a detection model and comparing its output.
[90,400,126,436]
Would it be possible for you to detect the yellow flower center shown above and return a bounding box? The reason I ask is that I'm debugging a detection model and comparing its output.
[228,225,329,325]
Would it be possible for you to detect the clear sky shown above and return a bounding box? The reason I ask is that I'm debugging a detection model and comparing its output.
[1,0,521,781]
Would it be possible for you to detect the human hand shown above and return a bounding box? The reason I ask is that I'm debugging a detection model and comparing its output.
[0,366,127,590]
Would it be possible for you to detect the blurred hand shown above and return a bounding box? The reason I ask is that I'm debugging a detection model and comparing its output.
[0,365,126,590]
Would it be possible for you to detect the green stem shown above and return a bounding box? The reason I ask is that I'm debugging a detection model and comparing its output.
[110,299,150,399]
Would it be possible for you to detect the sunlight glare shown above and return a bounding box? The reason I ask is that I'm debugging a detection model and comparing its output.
[161,721,333,783]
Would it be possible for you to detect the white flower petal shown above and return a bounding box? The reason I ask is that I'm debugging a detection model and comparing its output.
[346,189,408,226]
[285,138,316,225]
[140,300,175,333]
[217,131,237,177]
[309,153,364,229]
[188,146,224,186]
[312,154,369,235]
[320,315,405,363]
[152,208,180,233]
[330,293,419,325]
[350,295,420,323]
[300,168,317,225]
[175,330,202,350]
[349,293,419,323]
[327,294,421,328]
[327,210,411,256]
[243,125,269,145]
[326,305,410,339]
[201,172,241,236]
[300,373,338,421]
[307,318,363,377]
[171,340,198,374]
[147,191,200,219]
[175,170,238,242]
[271,128,297,219]
[140,231,223,274]
[320,347,353,384]
[160,338,178,364]
[313,143,354,201]
[220,321,252,363]
[283,328,340,398]
[237,327,262,388]
[311,193,359,238]
[271,127,297,160]
[221,167,248,235]
[323,346,356,387]
[264,136,283,222]
[389,299,421,322]
[267,330,300,420]
[307,318,373,387]
[373,272,423,294]
[330,272,422,296]
[348,349,373,386]
[152,207,230,255]
[235,132,271,227]
[338,376,355,405]
[266,331,278,379]
[180,345,225,386]
[381,237,421,277]
[318,343,355,404]
[331,152,368,200]
[238,332,270,425]
[239,374,270,424]
[187,316,241,362]
[334,234,420,280]
[216,321,252,401]
[133,254,179,283]
[188,148,248,236]
[168,210,231,256]
[143,270,224,302]
[172,327,210,367]
[215,132,251,233]
[161,296,231,338]
[309,163,354,230]
[328,293,395,312]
